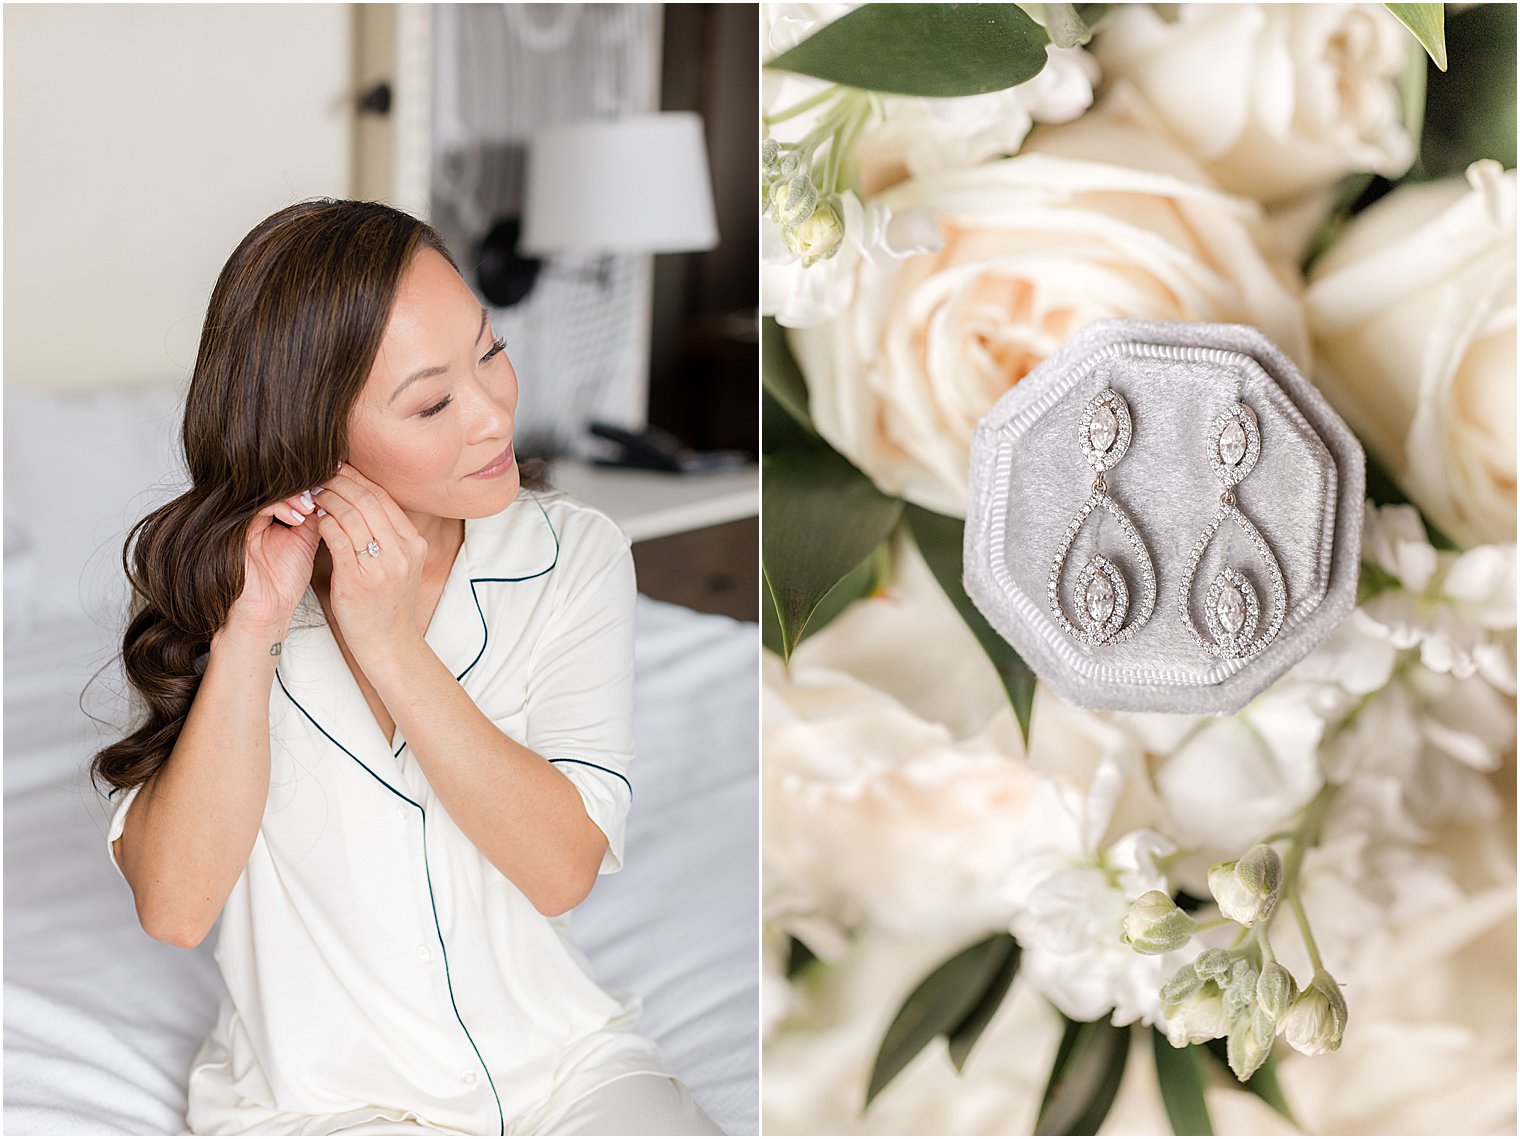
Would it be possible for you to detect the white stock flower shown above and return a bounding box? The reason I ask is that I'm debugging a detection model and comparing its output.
[1139,683,1326,894]
[762,190,943,328]
[1003,757,1184,1026]
[788,86,1307,515]
[763,533,1038,941]
[1359,503,1517,690]
[1092,3,1415,206]
[1308,160,1517,548]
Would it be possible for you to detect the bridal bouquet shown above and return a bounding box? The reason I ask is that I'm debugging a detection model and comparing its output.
[760,4,1516,1134]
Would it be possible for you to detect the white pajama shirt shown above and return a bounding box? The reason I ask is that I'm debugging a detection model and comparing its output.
[106,490,677,1135]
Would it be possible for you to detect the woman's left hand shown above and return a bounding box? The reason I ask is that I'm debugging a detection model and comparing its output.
[312,463,429,660]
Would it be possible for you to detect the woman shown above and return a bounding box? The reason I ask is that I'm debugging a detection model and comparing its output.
[92,199,724,1136]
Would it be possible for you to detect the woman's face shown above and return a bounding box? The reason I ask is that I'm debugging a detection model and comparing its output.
[345,248,520,523]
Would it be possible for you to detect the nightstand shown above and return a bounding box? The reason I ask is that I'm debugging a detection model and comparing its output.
[546,458,759,622]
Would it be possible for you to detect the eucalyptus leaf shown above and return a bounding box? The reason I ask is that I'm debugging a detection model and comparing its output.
[946,935,1021,1071]
[1386,3,1447,71]
[763,449,902,661]
[866,933,1016,1108]
[1035,1017,1131,1135]
[902,503,1036,742]
[1203,1037,1297,1126]
[767,4,1050,98]
[1152,1031,1213,1136]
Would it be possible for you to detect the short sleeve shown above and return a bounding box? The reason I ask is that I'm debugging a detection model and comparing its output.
[105,781,145,884]
[525,515,637,876]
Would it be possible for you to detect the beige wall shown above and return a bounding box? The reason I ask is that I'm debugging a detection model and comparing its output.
[4,4,355,390]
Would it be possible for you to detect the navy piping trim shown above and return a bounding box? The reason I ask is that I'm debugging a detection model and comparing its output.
[275,671,507,1137]
[546,758,633,799]
[393,495,561,760]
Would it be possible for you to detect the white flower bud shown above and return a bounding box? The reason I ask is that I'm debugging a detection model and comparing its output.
[1162,979,1230,1048]
[771,175,819,227]
[1256,962,1298,1023]
[1283,969,1347,1056]
[1227,1008,1276,1081]
[1208,844,1283,925]
[783,197,845,267]
[780,152,801,178]
[1121,890,1198,955]
[1162,962,1205,1007]
[762,137,781,178]
[1192,947,1234,982]
[1222,959,1258,1023]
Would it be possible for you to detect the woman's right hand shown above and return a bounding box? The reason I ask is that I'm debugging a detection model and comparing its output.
[224,489,325,636]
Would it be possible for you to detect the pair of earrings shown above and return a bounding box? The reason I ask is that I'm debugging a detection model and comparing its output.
[1047,387,1286,659]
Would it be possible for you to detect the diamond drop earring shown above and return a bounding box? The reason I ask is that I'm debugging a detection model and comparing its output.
[1047,387,1156,646]
[1178,400,1286,658]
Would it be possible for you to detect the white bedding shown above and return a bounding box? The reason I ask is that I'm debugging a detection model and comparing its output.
[2,594,759,1136]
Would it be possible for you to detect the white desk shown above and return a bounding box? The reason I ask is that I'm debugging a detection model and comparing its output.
[546,458,759,544]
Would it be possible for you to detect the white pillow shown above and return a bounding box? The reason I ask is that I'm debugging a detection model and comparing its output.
[4,382,189,629]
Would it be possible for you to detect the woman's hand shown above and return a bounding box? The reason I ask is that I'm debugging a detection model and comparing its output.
[225,489,324,636]
[311,463,430,661]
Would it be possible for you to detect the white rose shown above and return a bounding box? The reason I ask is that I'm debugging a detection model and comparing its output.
[788,87,1307,515]
[1091,3,1415,206]
[763,532,1039,940]
[1307,160,1517,548]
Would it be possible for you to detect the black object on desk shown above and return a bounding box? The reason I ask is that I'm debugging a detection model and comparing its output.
[587,421,749,474]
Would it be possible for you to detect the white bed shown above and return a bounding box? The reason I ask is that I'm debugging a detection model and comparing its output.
[1,383,759,1137]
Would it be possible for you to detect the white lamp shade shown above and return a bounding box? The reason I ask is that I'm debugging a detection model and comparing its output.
[521,111,719,256]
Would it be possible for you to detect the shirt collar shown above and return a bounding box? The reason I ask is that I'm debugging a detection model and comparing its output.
[274,491,560,759]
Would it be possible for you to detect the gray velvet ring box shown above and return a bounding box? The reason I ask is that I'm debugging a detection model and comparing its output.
[962,319,1365,717]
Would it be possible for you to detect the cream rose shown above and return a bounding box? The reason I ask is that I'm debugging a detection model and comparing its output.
[1307,160,1516,548]
[763,532,1039,941]
[787,88,1308,516]
[1091,3,1415,207]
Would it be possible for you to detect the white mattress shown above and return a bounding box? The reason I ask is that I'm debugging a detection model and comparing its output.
[3,594,759,1136]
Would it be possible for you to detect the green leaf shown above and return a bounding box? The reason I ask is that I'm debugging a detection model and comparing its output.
[1418,2,1516,177]
[1386,3,1447,71]
[1203,1038,1297,1127]
[946,935,1021,1071]
[866,933,1018,1108]
[902,503,1037,743]
[1035,1016,1132,1135]
[780,540,891,657]
[1152,1031,1213,1136]
[763,449,903,661]
[762,317,814,436]
[784,934,819,978]
[767,4,1050,98]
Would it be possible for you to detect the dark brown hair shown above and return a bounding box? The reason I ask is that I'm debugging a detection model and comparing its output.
[91,198,546,798]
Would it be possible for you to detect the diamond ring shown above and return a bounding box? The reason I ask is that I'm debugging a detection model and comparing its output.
[365,539,382,558]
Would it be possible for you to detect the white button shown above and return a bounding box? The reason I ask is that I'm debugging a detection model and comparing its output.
[462,1070,478,1085]
[395,805,407,819]
[417,944,432,963]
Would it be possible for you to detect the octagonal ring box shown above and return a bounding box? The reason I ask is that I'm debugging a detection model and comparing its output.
[963,319,1365,717]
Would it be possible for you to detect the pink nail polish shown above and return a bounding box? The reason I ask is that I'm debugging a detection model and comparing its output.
[316,507,328,518]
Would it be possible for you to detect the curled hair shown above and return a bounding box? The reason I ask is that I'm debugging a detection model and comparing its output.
[91,199,546,798]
